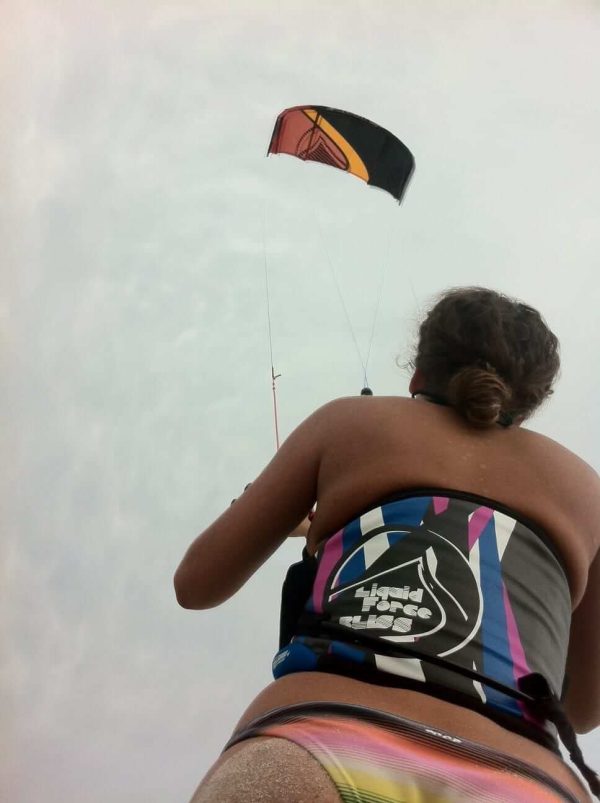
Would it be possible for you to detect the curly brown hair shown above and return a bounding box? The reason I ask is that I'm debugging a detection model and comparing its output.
[411,287,560,428]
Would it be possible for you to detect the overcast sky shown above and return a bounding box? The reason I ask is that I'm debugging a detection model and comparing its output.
[3,2,600,801]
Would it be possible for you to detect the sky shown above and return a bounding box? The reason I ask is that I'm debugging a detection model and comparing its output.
[3,1,600,801]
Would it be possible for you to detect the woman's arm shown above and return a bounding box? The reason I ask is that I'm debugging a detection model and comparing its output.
[173,405,325,609]
[564,546,600,733]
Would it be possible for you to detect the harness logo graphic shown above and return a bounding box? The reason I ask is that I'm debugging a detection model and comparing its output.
[325,525,482,657]
[337,559,442,639]
[334,553,447,641]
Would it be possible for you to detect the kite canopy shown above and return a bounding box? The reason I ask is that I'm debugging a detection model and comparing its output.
[268,105,415,203]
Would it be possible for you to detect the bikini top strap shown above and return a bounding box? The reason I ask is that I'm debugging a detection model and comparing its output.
[411,390,514,428]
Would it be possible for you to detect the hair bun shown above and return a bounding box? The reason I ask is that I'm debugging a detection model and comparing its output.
[411,287,560,424]
[447,365,512,428]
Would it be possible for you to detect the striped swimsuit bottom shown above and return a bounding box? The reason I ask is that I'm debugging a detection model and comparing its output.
[226,702,582,803]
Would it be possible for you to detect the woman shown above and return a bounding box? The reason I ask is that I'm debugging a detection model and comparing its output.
[175,288,600,802]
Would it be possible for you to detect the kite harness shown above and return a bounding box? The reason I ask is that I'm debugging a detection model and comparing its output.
[276,491,600,798]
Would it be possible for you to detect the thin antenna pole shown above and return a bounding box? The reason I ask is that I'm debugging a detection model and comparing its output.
[271,366,281,449]
[263,205,281,450]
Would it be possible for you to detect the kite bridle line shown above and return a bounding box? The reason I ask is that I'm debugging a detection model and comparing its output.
[311,194,396,396]
[363,218,395,384]
[312,208,370,387]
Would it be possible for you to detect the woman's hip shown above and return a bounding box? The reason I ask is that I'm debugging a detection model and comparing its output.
[223,701,587,803]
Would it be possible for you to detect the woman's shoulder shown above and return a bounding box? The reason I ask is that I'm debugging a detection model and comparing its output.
[313,394,420,425]
[309,395,428,454]
[311,395,599,488]
[318,397,598,474]
[313,396,600,529]
[518,426,600,490]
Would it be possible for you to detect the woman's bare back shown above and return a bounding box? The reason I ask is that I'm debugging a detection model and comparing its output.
[308,397,597,591]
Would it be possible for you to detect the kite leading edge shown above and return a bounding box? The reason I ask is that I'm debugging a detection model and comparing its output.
[268,105,415,203]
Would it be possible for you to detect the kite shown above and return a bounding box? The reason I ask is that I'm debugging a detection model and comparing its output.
[268,105,415,203]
